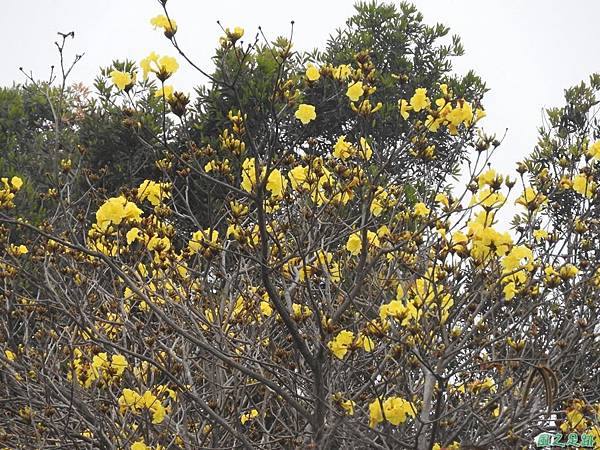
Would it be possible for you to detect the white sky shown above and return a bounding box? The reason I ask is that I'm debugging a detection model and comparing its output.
[2,0,600,211]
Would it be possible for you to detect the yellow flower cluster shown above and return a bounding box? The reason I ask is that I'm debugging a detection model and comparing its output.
[327,329,374,359]
[319,63,352,81]
[0,176,23,210]
[94,196,143,232]
[288,156,361,207]
[399,84,484,135]
[377,270,455,336]
[295,103,316,124]
[230,287,273,323]
[240,158,288,200]
[140,52,179,82]
[69,349,128,388]
[189,228,219,258]
[217,111,246,156]
[305,64,320,82]
[515,186,547,211]
[110,70,135,91]
[130,439,164,450]
[240,408,259,425]
[137,180,171,207]
[501,245,534,300]
[150,14,177,35]
[369,396,416,428]
[118,385,175,425]
[333,135,372,161]
[332,392,355,416]
[572,173,596,198]
[560,399,588,433]
[346,230,380,256]
[7,244,28,257]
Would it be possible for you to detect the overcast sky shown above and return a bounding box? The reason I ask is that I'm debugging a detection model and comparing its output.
[2,0,600,206]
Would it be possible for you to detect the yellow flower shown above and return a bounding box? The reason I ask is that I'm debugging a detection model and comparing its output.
[158,56,179,78]
[471,226,513,260]
[154,85,174,100]
[433,442,461,450]
[327,330,354,359]
[288,165,308,190]
[140,51,159,79]
[140,52,178,81]
[266,169,287,199]
[91,352,109,374]
[346,81,364,102]
[137,180,171,206]
[414,202,430,217]
[150,14,177,34]
[398,99,410,120]
[573,174,595,198]
[501,245,533,273]
[150,402,166,424]
[369,399,384,428]
[515,187,547,210]
[447,100,474,126]
[10,176,23,190]
[305,64,320,81]
[370,188,388,216]
[131,440,150,450]
[8,244,28,256]
[259,301,273,317]
[4,349,16,361]
[410,87,430,112]
[240,158,265,193]
[359,137,372,160]
[95,196,142,231]
[559,263,579,279]
[226,26,245,41]
[379,300,405,320]
[291,303,312,319]
[332,393,356,416]
[333,64,352,80]
[477,188,505,208]
[478,169,498,188]
[295,104,316,124]
[383,397,416,425]
[110,70,133,91]
[138,390,166,424]
[346,232,362,255]
[111,354,128,376]
[340,399,355,415]
[357,334,375,352]
[189,229,219,253]
[561,403,587,432]
[126,227,142,245]
[533,229,549,241]
[240,409,259,424]
[587,140,600,158]
[333,135,353,159]
[435,192,450,208]
[119,388,142,413]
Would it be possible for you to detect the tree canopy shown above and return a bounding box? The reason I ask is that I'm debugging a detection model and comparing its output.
[1,2,599,449]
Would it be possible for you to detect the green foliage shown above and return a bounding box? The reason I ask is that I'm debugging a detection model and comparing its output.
[524,73,600,228]
[318,1,487,186]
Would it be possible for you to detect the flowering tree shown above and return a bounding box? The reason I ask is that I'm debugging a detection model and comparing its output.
[1,2,600,449]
